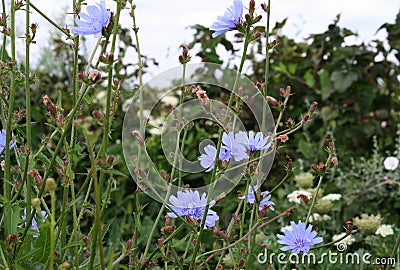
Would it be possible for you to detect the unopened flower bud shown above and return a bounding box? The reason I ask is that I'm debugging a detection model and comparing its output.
[302,114,310,123]
[285,155,293,172]
[195,87,210,109]
[249,0,255,14]
[58,114,64,125]
[134,167,147,179]
[311,162,325,175]
[266,96,279,107]
[92,110,104,121]
[346,220,354,233]
[179,43,191,64]
[77,72,85,80]
[160,171,170,181]
[251,31,261,41]
[45,178,57,191]
[31,197,41,208]
[309,101,318,115]
[261,3,268,12]
[29,169,43,185]
[280,86,291,98]
[99,53,113,64]
[286,118,296,129]
[233,213,241,223]
[125,239,133,252]
[59,262,71,269]
[161,225,176,235]
[156,239,164,248]
[245,13,251,24]
[6,234,18,243]
[132,130,145,147]
[83,248,90,258]
[253,15,262,24]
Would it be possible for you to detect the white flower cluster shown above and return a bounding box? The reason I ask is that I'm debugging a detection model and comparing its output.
[375,224,394,237]
[383,156,399,171]
[287,190,313,204]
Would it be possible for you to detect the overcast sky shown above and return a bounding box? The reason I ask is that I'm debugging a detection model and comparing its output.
[12,0,400,77]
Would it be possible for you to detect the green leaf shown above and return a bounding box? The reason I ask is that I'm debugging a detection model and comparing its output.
[319,69,330,88]
[331,71,358,92]
[10,203,21,234]
[16,224,51,263]
[83,93,94,105]
[36,153,50,167]
[105,169,129,178]
[32,223,51,263]
[61,241,85,251]
[320,69,335,100]
[320,106,339,122]
[288,64,297,74]
[303,70,315,87]
[172,233,192,248]
[298,140,314,159]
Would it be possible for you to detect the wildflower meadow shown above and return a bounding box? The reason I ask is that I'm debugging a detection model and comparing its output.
[0,0,399,269]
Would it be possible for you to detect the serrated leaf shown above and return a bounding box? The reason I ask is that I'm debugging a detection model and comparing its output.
[32,223,51,263]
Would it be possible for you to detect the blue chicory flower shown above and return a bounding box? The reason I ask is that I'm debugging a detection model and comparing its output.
[277,221,323,254]
[0,129,15,157]
[209,0,243,37]
[244,131,272,151]
[167,190,219,228]
[70,0,111,38]
[221,131,249,161]
[198,144,230,172]
[239,185,275,211]
[21,208,48,238]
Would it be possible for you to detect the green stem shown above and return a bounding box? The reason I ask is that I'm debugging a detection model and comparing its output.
[387,233,400,270]
[97,2,121,158]
[49,189,56,270]
[70,179,79,270]
[272,95,290,136]
[16,82,91,253]
[24,0,32,259]
[88,141,105,270]
[140,63,188,269]
[198,206,296,263]
[189,27,252,270]
[130,4,145,257]
[1,0,7,61]
[70,0,81,147]
[263,0,271,99]
[305,152,333,226]
[3,0,16,238]
[30,3,70,37]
